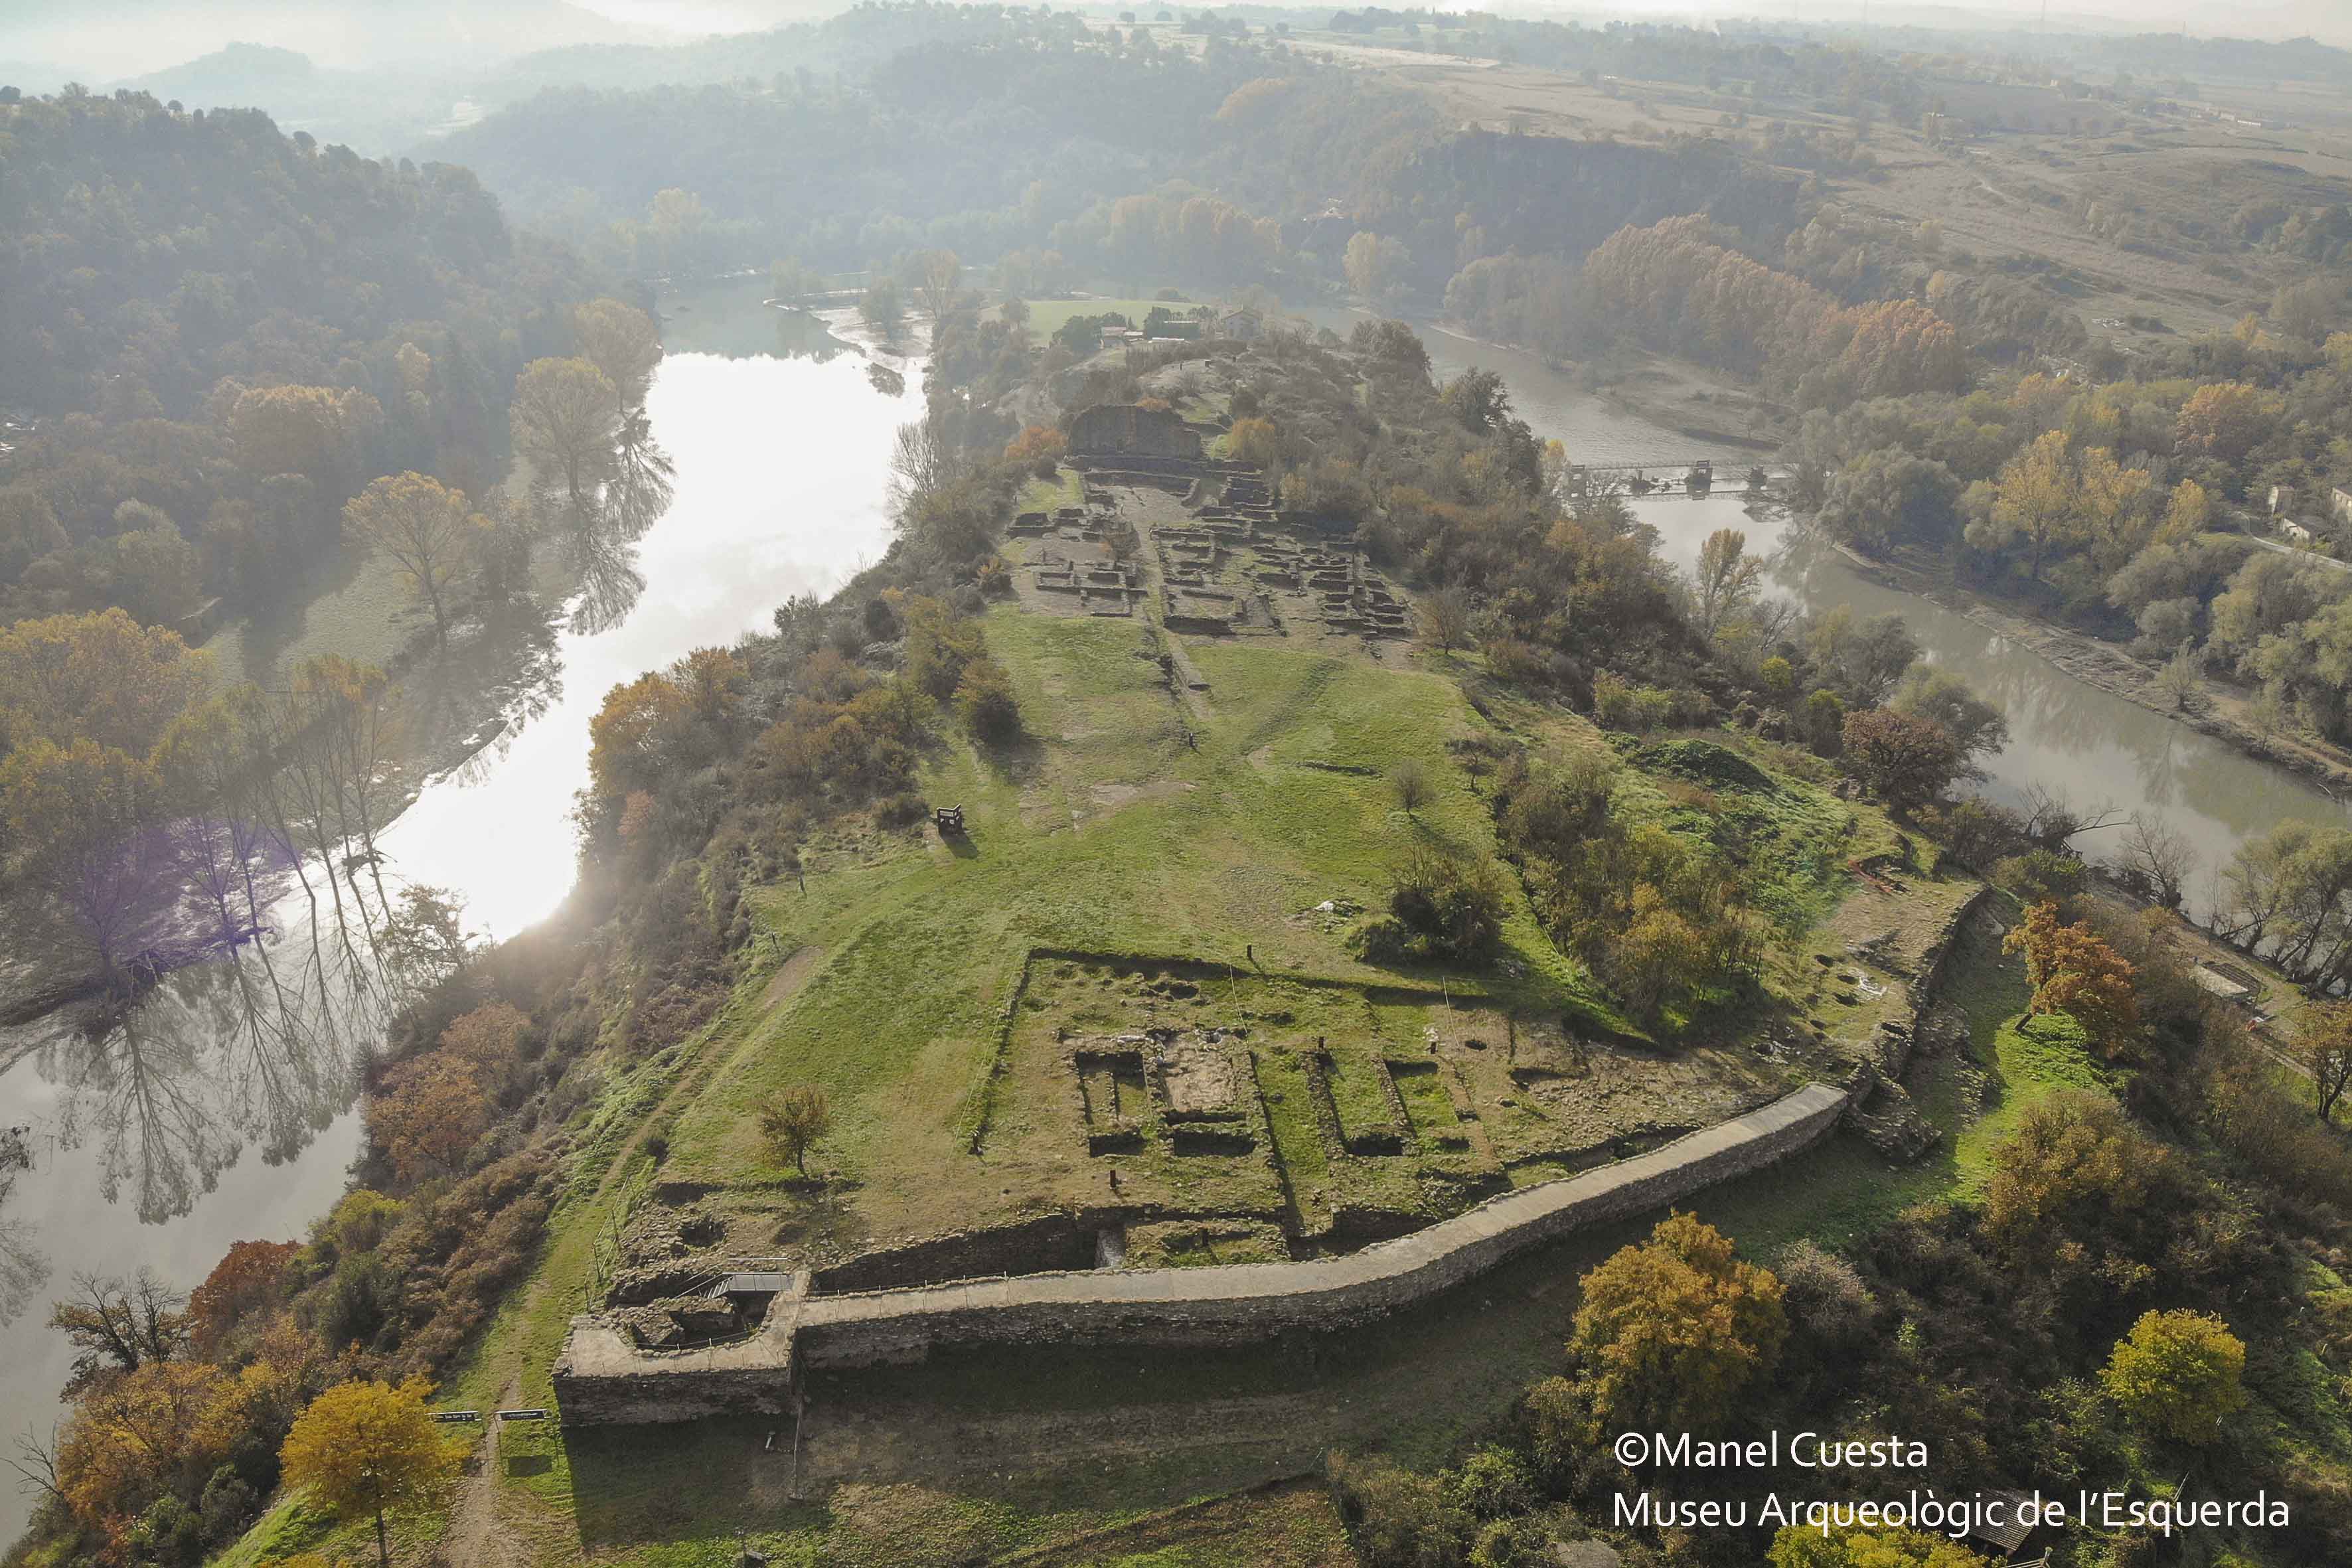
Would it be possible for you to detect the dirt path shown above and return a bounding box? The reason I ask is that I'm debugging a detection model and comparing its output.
[434,946,827,1561]
[438,1379,526,1567]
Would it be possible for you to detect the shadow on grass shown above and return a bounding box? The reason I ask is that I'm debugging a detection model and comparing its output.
[562,1417,831,1551]
[552,1112,1970,1557]
[979,726,1048,785]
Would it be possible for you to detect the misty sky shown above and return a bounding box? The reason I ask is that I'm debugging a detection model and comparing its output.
[1,0,2343,81]
[1562,0,2347,44]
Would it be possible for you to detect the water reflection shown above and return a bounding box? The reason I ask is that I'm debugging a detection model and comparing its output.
[5,864,447,1227]
[775,308,852,364]
[1622,486,2350,915]
[554,423,676,637]
[0,1129,40,1326]
[0,282,923,1543]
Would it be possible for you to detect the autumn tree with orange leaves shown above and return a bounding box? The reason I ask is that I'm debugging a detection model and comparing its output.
[2005,900,2142,1059]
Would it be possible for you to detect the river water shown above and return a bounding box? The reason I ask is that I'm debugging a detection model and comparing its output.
[0,282,918,1541]
[1318,310,2350,915]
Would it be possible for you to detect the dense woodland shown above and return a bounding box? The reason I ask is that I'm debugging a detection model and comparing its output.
[0,90,608,627]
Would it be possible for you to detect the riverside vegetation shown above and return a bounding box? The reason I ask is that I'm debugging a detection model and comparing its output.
[14,6,2352,1567]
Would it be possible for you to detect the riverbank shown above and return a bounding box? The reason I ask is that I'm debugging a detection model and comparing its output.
[0,281,925,1551]
[1830,538,2352,799]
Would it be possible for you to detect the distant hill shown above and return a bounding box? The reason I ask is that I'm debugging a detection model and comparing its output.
[1,0,674,80]
[116,41,317,104]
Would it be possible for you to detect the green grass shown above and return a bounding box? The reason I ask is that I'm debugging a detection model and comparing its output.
[1016,465,1084,514]
[1019,295,1204,339]
[656,619,1612,1246]
[1690,900,2112,1255]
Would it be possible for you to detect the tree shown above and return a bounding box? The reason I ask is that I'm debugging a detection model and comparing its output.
[105,507,204,627]
[1420,585,1473,651]
[1439,367,1511,433]
[1971,430,2081,584]
[1391,757,1432,817]
[342,473,481,645]
[1770,1525,1991,1568]
[1689,528,1763,639]
[1226,416,1282,472]
[227,384,375,496]
[48,1269,189,1399]
[2003,901,2142,1059]
[55,1358,231,1541]
[2118,813,2195,909]
[758,1086,832,1177]
[0,737,170,973]
[2102,1309,2246,1445]
[586,669,694,802]
[187,1240,299,1356]
[1806,606,1919,706]
[1342,232,1413,307]
[510,357,620,515]
[909,248,963,320]
[1357,847,1509,965]
[571,298,663,412]
[1840,708,1962,813]
[860,278,905,342]
[0,607,212,757]
[1890,668,2008,771]
[955,657,1024,743]
[2174,382,2284,464]
[1004,425,1065,467]
[2152,639,2204,713]
[2156,477,2211,545]
[2300,1002,2352,1125]
[279,1377,453,1568]
[368,1053,493,1187]
[1567,1212,1785,1436]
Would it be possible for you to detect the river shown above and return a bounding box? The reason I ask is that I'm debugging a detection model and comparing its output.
[1306,308,2351,917]
[0,281,919,1541]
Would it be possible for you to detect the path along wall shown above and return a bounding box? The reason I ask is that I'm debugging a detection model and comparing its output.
[554,1082,1847,1423]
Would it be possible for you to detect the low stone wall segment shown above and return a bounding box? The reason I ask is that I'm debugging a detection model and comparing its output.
[554,1081,1847,1423]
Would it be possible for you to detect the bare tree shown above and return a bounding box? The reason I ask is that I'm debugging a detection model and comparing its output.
[2120,813,2196,909]
[1392,757,1432,818]
[1419,586,1474,651]
[885,416,965,524]
[48,1267,189,1395]
[5,1428,64,1511]
[2020,783,2123,850]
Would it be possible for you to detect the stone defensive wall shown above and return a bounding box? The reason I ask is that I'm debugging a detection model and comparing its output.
[553,1081,1849,1425]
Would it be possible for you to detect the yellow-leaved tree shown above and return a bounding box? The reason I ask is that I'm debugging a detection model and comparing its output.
[1769,1524,1992,1567]
[1567,1211,1786,1437]
[278,1376,454,1568]
[342,472,484,645]
[2101,1308,2246,1445]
